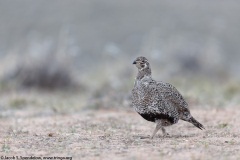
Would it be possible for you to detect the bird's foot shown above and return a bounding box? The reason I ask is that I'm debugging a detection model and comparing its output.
[163,133,170,137]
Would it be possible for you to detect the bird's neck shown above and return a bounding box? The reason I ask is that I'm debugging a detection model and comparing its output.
[136,68,152,80]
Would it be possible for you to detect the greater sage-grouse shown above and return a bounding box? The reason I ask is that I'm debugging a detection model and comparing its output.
[132,56,205,139]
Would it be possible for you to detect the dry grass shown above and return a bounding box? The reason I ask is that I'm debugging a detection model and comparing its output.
[0,104,240,159]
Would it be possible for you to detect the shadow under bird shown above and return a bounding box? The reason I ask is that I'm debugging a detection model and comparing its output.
[132,56,205,139]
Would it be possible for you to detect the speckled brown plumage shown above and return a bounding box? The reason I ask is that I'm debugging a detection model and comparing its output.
[132,56,205,138]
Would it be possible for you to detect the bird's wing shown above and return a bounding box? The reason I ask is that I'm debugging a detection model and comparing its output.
[141,80,180,123]
[155,81,189,112]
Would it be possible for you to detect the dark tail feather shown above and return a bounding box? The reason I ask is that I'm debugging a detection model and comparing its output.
[189,117,205,130]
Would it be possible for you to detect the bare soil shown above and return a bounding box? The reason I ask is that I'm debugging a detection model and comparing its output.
[0,108,240,160]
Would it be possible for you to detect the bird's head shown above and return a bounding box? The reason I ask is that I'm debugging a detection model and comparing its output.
[132,56,150,70]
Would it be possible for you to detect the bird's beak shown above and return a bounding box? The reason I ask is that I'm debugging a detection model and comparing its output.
[133,61,136,64]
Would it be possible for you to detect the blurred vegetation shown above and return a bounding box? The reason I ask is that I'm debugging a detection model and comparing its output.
[0,0,239,111]
[7,54,78,90]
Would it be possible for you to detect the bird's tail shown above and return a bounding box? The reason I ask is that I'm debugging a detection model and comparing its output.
[189,117,205,130]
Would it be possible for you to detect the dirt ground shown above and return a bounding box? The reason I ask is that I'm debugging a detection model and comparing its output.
[0,107,240,160]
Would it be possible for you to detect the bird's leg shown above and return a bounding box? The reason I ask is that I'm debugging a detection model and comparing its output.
[161,127,166,135]
[161,127,169,137]
[150,121,162,139]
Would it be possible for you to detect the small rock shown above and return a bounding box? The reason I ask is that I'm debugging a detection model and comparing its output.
[48,133,55,137]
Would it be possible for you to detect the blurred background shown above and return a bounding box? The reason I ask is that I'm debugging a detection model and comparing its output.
[0,0,239,114]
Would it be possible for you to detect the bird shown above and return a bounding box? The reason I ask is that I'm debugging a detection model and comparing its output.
[132,56,205,139]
